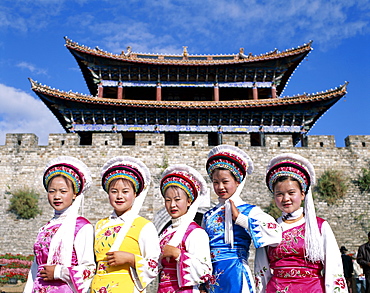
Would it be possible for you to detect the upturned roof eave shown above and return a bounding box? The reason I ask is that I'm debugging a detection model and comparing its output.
[29,78,347,110]
[64,37,312,66]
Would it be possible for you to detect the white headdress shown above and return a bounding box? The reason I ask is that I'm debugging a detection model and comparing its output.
[266,153,324,263]
[43,156,92,267]
[100,156,151,252]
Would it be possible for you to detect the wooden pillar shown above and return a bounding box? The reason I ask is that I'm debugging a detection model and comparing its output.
[253,83,258,100]
[214,83,219,101]
[98,83,104,98]
[117,82,123,99]
[156,83,162,101]
[271,83,277,99]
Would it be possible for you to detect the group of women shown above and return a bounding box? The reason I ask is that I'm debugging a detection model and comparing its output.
[23,145,348,293]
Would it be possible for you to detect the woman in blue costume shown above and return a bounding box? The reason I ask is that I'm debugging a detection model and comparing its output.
[202,145,282,293]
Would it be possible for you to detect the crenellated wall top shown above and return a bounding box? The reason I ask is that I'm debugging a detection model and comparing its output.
[1,133,369,149]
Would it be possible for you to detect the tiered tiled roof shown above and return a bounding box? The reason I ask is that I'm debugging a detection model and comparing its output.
[29,39,347,143]
[65,38,312,97]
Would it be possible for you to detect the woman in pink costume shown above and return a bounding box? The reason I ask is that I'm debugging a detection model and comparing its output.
[254,153,347,293]
[157,164,212,293]
[24,156,96,293]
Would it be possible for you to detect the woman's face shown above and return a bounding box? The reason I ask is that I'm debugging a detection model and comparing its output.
[212,169,240,200]
[108,179,136,216]
[164,187,191,219]
[47,176,76,211]
[273,179,305,214]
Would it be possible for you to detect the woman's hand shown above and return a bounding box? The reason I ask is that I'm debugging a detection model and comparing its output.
[161,245,181,260]
[39,265,56,281]
[106,251,135,268]
[229,199,240,221]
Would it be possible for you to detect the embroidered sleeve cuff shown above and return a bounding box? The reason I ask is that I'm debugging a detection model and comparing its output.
[53,265,62,280]
[235,213,249,229]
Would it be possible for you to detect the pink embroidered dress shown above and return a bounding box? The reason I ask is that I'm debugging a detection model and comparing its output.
[158,219,212,293]
[255,216,347,293]
[24,209,96,293]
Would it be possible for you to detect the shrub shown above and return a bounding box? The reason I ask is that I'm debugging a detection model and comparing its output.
[356,167,370,193]
[8,188,41,219]
[315,170,348,204]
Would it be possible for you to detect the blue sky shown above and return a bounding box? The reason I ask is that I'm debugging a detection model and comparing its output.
[1,0,369,146]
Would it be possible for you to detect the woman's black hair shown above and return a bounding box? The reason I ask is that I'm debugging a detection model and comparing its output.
[108,177,136,193]
[47,174,75,193]
[164,186,191,208]
[211,167,238,182]
[272,176,303,192]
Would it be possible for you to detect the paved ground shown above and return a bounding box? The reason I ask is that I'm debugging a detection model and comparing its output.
[0,281,25,293]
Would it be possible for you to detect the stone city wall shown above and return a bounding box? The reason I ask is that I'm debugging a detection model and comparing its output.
[0,132,369,257]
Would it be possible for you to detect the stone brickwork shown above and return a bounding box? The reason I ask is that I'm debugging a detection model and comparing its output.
[0,132,369,258]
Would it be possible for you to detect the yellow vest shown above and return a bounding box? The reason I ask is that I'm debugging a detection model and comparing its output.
[91,216,149,293]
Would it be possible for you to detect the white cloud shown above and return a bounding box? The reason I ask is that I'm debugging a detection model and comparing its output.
[17,62,48,76]
[0,0,65,32]
[2,0,369,53]
[64,0,370,53]
[0,83,65,145]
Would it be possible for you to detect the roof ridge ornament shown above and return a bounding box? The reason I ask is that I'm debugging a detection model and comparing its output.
[183,46,188,59]
[238,48,254,59]
[239,48,247,59]
[120,46,132,57]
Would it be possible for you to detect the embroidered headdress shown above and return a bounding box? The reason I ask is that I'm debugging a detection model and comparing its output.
[43,156,92,267]
[160,164,207,203]
[266,153,324,263]
[43,156,92,195]
[160,164,208,247]
[266,154,315,193]
[100,156,151,253]
[206,145,253,183]
[101,156,150,195]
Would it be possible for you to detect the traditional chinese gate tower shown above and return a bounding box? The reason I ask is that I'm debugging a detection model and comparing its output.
[30,37,347,146]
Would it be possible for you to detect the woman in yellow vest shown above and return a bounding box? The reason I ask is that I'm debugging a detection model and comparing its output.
[91,156,160,293]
